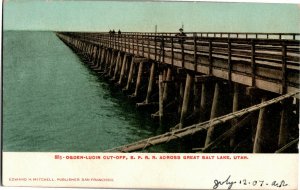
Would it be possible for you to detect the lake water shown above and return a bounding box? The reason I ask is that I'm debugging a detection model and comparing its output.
[3,31,184,152]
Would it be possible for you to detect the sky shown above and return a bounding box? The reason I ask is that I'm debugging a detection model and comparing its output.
[3,0,300,32]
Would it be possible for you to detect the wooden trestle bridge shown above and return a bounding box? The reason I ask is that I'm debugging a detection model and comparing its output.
[57,32,300,153]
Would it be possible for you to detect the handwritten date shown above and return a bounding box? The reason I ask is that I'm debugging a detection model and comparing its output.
[213,175,288,189]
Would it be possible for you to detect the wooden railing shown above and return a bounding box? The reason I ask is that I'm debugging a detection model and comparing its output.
[58,32,300,94]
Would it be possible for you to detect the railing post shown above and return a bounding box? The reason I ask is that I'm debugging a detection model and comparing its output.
[117,33,119,50]
[142,35,144,57]
[114,34,116,49]
[136,34,139,55]
[228,39,232,82]
[123,34,125,52]
[158,71,164,121]
[208,39,212,75]
[251,39,256,87]
[148,34,150,59]
[155,35,157,61]
[171,37,174,67]
[130,34,132,54]
[109,34,111,48]
[128,34,131,53]
[193,34,197,72]
[281,42,287,94]
[132,34,134,54]
[121,34,123,51]
[161,36,165,63]
[181,37,185,68]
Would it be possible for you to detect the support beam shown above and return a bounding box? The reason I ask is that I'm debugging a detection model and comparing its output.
[117,54,128,86]
[199,82,209,122]
[230,83,239,148]
[124,58,135,91]
[105,91,299,152]
[205,82,220,146]
[98,47,107,71]
[200,113,253,152]
[177,80,184,118]
[159,73,164,121]
[112,52,121,80]
[104,49,112,74]
[108,51,117,77]
[278,98,293,148]
[131,61,144,97]
[91,46,100,68]
[253,97,267,153]
[163,67,172,103]
[179,73,194,128]
[145,62,156,104]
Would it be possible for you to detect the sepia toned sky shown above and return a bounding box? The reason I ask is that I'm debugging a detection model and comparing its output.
[3,0,300,32]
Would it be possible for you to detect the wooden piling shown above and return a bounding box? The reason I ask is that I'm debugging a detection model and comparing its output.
[253,97,267,153]
[199,82,209,122]
[84,43,88,56]
[193,80,201,113]
[92,46,100,67]
[163,67,172,103]
[87,44,92,60]
[159,73,164,120]
[117,54,128,85]
[108,51,116,76]
[112,51,121,80]
[179,73,194,128]
[99,47,107,71]
[278,98,292,148]
[110,51,118,76]
[105,49,110,70]
[92,46,100,69]
[145,62,156,104]
[89,45,95,64]
[205,82,220,146]
[177,80,184,118]
[230,83,239,148]
[296,99,299,117]
[132,61,144,97]
[124,58,135,91]
[92,45,97,64]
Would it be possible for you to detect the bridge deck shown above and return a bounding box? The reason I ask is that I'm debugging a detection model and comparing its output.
[58,32,300,95]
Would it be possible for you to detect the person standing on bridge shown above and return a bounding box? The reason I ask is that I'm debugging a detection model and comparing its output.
[175,28,187,43]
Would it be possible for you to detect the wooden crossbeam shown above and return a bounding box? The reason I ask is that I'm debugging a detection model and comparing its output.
[105,91,300,152]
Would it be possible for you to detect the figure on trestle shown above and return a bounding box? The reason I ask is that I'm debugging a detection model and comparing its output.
[175,28,187,43]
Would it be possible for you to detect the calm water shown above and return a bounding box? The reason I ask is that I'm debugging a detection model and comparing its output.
[3,31,181,152]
